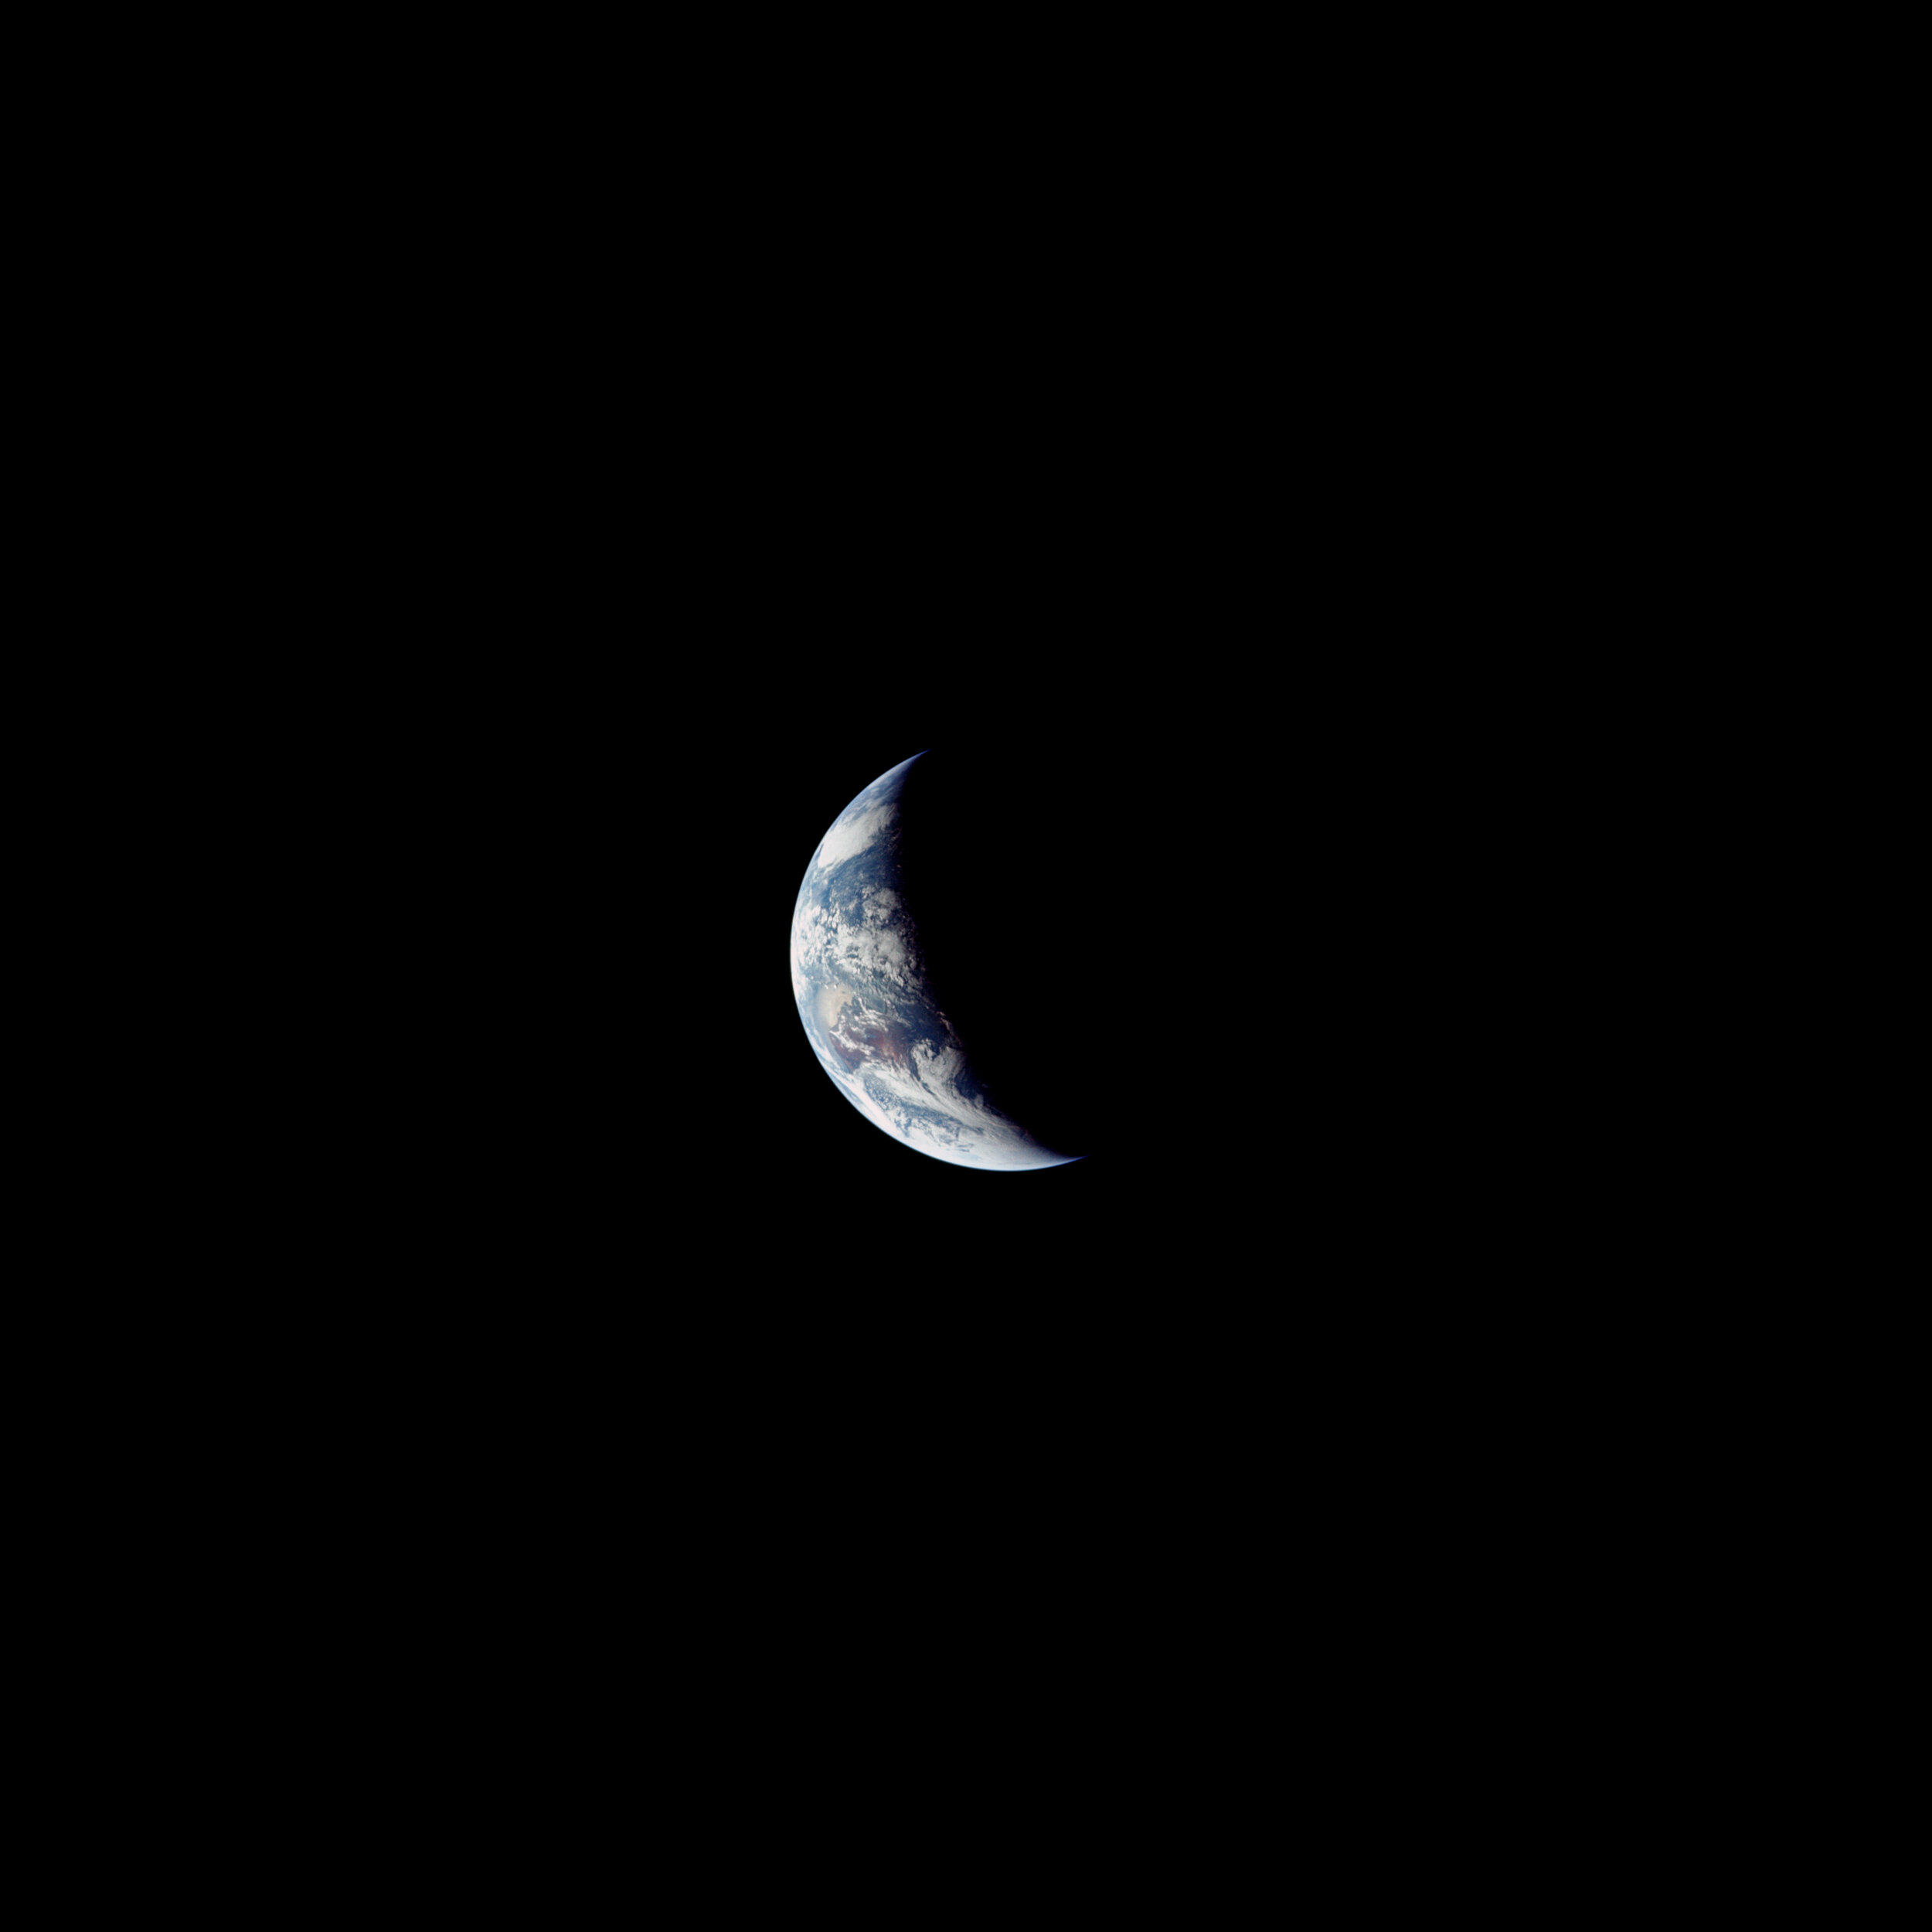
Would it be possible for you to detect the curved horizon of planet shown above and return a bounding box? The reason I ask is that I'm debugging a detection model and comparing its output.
[789,752,1081,1172]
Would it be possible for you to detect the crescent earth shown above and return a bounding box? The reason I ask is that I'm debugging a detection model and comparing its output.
[788,753,1077,1171]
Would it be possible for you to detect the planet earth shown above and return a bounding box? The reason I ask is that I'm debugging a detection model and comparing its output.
[788,751,1082,1171]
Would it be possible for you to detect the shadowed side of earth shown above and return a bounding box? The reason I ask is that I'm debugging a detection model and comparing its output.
[893,742,1134,1164]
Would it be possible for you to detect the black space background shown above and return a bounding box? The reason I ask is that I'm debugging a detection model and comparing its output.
[247,591,1622,1787]
[255,79,1617,1323]
[168,87,1662,1780]
[315,602,1566,1433]
[266,394,1608,1645]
